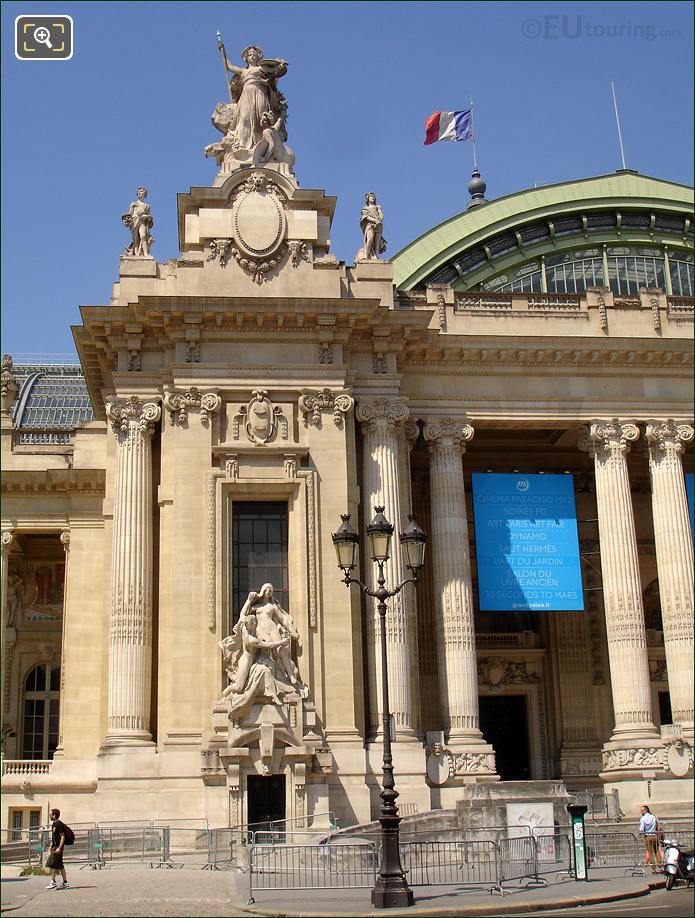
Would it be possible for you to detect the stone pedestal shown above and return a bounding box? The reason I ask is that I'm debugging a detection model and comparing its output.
[102,397,160,748]
[357,399,417,742]
[423,420,496,772]
[646,420,694,742]
[579,420,661,778]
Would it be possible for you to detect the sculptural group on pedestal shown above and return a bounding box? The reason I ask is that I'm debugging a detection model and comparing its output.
[219,583,307,721]
[205,40,295,171]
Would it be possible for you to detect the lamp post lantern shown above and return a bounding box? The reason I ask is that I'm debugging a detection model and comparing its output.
[332,507,427,909]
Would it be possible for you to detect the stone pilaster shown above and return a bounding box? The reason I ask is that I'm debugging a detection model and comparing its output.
[553,612,602,778]
[356,398,416,741]
[1,530,16,734]
[53,531,71,758]
[579,420,661,775]
[103,396,161,748]
[423,420,495,769]
[645,420,694,741]
[412,474,440,734]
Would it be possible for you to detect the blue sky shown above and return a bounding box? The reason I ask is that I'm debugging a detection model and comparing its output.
[2,1,693,355]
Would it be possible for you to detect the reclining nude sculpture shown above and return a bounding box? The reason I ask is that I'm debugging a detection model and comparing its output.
[219,583,307,721]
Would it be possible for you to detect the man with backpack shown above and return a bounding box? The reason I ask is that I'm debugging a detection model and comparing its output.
[45,808,72,890]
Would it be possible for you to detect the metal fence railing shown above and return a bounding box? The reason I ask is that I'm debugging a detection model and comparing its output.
[497,835,548,891]
[585,832,646,876]
[247,842,377,904]
[400,840,500,890]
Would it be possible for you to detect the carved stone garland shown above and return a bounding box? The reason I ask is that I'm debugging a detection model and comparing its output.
[163,387,221,426]
[298,388,354,429]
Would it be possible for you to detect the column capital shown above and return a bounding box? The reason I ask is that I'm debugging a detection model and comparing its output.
[106,396,161,438]
[645,419,694,459]
[60,530,71,554]
[424,418,474,453]
[355,397,409,430]
[578,418,639,460]
[1,530,16,553]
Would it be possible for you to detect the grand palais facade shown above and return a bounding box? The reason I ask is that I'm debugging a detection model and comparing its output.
[1,62,693,834]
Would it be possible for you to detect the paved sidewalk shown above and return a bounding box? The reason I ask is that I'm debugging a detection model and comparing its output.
[0,864,665,917]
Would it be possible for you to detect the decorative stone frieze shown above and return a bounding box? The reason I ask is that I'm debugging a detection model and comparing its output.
[356,397,415,740]
[425,741,496,785]
[579,419,660,762]
[298,388,353,429]
[477,657,539,689]
[103,397,161,746]
[163,387,221,426]
[645,419,694,739]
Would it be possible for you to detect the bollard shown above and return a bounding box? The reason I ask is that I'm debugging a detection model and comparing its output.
[567,804,589,881]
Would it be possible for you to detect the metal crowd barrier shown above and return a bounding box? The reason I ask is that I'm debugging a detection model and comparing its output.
[533,833,573,879]
[400,840,501,891]
[585,831,645,876]
[497,835,548,891]
[247,842,377,904]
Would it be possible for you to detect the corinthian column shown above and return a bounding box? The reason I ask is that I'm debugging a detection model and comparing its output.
[356,398,416,741]
[646,420,694,741]
[103,396,161,747]
[579,420,660,768]
[423,420,494,766]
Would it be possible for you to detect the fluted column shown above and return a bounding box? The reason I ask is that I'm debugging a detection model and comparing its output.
[646,420,694,740]
[103,396,161,747]
[424,420,493,763]
[356,398,416,741]
[579,420,660,762]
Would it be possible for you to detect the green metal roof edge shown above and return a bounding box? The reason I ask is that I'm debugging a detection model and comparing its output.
[392,172,695,289]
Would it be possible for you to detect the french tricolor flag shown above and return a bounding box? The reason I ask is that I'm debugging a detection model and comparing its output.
[424,110,473,145]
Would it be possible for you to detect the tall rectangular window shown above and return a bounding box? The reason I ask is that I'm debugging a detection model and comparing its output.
[231,502,289,627]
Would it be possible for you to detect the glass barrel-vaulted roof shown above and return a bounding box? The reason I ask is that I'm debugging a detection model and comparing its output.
[11,358,94,433]
[392,171,694,292]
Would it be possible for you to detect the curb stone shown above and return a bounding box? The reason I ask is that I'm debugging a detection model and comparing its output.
[231,879,663,917]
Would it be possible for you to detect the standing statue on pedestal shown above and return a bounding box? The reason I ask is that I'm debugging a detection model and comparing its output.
[205,36,294,171]
[219,583,306,721]
[122,187,154,257]
[356,192,387,261]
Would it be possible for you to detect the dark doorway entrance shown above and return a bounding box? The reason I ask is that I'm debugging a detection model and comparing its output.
[247,775,286,833]
[658,691,673,726]
[479,695,531,780]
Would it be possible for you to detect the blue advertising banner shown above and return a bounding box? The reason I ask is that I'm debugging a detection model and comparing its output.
[686,473,694,538]
[472,473,584,611]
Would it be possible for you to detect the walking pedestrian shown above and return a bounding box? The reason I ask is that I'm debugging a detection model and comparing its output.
[639,804,661,872]
[45,808,70,890]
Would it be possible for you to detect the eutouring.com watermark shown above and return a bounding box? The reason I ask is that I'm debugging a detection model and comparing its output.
[521,16,680,41]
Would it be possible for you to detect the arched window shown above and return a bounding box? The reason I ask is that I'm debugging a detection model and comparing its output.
[22,663,60,760]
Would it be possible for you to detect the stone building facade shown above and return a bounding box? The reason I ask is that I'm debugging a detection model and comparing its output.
[1,91,693,832]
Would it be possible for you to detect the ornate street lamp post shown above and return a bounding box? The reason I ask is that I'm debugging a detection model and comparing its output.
[333,507,427,909]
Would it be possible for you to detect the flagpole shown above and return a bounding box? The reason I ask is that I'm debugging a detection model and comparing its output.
[469,91,479,170]
[610,81,627,170]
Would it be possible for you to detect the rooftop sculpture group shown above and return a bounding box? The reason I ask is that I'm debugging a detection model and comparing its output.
[205,37,294,171]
